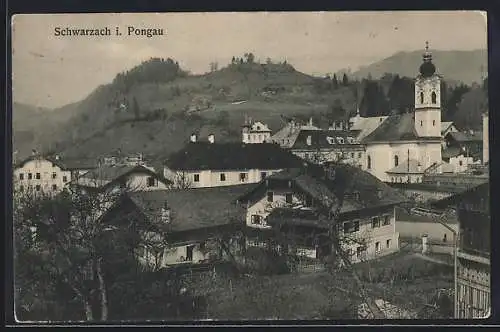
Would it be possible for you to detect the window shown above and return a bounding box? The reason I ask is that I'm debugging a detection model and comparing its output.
[285,193,293,204]
[52,172,57,179]
[35,185,41,192]
[432,120,436,126]
[420,120,423,127]
[52,184,57,191]
[351,152,354,158]
[186,245,195,261]
[420,92,424,104]
[344,220,360,233]
[19,185,24,191]
[239,172,247,182]
[36,173,41,179]
[28,173,33,180]
[147,176,156,187]
[459,160,463,166]
[19,173,24,180]
[394,155,399,167]
[62,175,68,182]
[304,195,313,207]
[375,241,381,252]
[431,91,437,104]
[220,173,226,182]
[267,191,274,202]
[193,174,200,182]
[386,239,391,248]
[383,215,391,226]
[367,156,371,169]
[261,172,267,180]
[251,215,262,225]
[372,217,380,228]
[358,152,362,158]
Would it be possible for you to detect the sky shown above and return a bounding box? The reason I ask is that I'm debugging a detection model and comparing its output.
[12,11,487,109]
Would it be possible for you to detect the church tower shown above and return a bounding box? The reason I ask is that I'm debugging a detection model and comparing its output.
[414,42,441,138]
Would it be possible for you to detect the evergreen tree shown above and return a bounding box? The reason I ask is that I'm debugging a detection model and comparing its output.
[342,73,349,86]
[132,97,140,120]
[332,74,338,90]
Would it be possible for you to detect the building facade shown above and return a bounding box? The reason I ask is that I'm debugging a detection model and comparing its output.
[236,164,405,264]
[13,155,97,195]
[241,118,272,144]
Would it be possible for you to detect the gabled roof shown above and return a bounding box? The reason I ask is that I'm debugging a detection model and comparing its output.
[127,184,256,233]
[73,165,171,189]
[290,129,361,150]
[440,121,455,133]
[165,142,304,171]
[446,131,483,143]
[362,113,441,143]
[248,121,272,133]
[386,159,425,174]
[349,116,388,140]
[237,163,407,217]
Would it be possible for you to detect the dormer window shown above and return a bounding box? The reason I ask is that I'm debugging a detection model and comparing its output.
[336,137,344,144]
[326,136,335,145]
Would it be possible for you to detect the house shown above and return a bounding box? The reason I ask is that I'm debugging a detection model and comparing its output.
[241,117,272,144]
[13,154,97,195]
[288,129,366,168]
[236,163,407,265]
[443,131,483,163]
[104,184,255,269]
[362,45,444,183]
[164,135,304,188]
[100,152,146,167]
[431,182,490,318]
[395,206,458,247]
[441,121,459,142]
[482,112,489,164]
[71,164,171,193]
[268,118,321,148]
[348,109,388,142]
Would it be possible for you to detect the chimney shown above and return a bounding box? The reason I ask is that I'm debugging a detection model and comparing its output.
[190,133,197,143]
[31,149,37,156]
[55,154,60,161]
[208,133,215,144]
[161,202,171,223]
[309,117,313,127]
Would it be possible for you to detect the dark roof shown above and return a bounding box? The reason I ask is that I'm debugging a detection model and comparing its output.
[15,155,98,170]
[128,184,256,232]
[446,131,483,143]
[362,113,441,143]
[290,129,361,150]
[237,163,408,217]
[430,182,489,210]
[395,207,458,224]
[267,208,329,228]
[165,142,304,171]
[442,147,462,159]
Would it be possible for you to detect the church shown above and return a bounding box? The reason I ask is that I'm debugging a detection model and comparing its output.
[358,43,443,183]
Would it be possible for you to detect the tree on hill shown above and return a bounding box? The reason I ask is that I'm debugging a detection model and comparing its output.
[132,97,141,120]
[342,73,349,86]
[209,62,219,72]
[387,75,414,113]
[359,79,389,117]
[332,74,339,90]
[441,83,471,122]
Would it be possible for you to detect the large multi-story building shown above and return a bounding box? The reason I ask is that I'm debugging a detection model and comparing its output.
[163,134,304,188]
[236,163,406,264]
[13,154,97,195]
[432,182,490,318]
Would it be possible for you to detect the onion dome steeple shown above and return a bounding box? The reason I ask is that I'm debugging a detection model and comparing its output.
[419,41,436,77]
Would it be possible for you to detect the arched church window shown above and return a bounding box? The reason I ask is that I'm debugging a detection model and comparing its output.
[420,92,424,104]
[394,155,399,167]
[433,120,436,126]
[431,91,437,104]
[421,120,423,127]
[367,156,371,169]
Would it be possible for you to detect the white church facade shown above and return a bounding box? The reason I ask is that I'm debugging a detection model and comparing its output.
[359,43,443,183]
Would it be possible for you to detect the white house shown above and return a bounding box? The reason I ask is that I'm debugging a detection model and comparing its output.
[164,135,304,188]
[361,43,443,183]
[13,154,97,195]
[236,164,406,264]
[241,117,272,144]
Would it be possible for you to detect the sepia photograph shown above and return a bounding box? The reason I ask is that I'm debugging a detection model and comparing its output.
[11,11,489,322]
